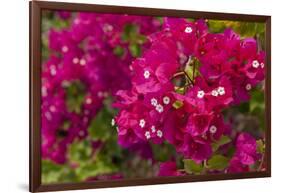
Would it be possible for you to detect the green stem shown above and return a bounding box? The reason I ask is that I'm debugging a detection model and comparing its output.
[183,70,194,85]
[257,152,265,171]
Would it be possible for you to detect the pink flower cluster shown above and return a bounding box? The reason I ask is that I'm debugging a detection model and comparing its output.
[228,133,260,173]
[114,18,265,169]
[41,12,161,164]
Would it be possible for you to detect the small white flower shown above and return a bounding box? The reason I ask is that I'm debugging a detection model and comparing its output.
[209,125,217,134]
[252,60,259,68]
[111,119,115,126]
[143,70,150,79]
[197,90,205,98]
[72,57,79,64]
[85,98,92,104]
[211,90,219,97]
[163,96,170,105]
[151,125,156,133]
[260,62,264,68]
[157,130,163,138]
[185,26,193,33]
[79,59,86,66]
[145,131,151,139]
[217,87,225,95]
[139,119,146,128]
[245,83,252,91]
[61,46,68,53]
[156,104,164,113]
[151,98,158,106]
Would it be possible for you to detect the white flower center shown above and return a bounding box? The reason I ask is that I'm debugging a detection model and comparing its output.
[62,46,68,53]
[185,26,193,33]
[79,59,86,66]
[252,60,259,68]
[139,119,146,128]
[197,90,205,98]
[144,70,150,79]
[163,96,170,105]
[217,87,225,95]
[157,130,163,138]
[211,90,219,97]
[111,119,115,126]
[73,57,79,64]
[156,104,164,113]
[209,125,217,134]
[151,125,156,133]
[151,98,158,106]
[145,131,151,139]
[245,84,252,91]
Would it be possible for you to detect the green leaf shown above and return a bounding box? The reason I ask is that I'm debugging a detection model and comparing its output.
[135,34,147,44]
[122,24,138,42]
[152,142,176,162]
[212,135,231,152]
[69,140,93,163]
[41,160,68,184]
[129,43,141,57]
[183,159,203,174]
[174,86,185,94]
[250,89,264,112]
[172,100,184,109]
[207,155,229,170]
[75,160,116,181]
[256,139,265,154]
[208,20,226,33]
[65,81,86,114]
[88,108,113,141]
[113,46,124,57]
[237,102,250,113]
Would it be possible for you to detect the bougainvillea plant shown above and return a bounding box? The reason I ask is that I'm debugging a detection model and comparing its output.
[113,18,266,175]
[41,10,266,183]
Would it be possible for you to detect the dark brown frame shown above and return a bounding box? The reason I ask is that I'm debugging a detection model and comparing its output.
[30,0,271,192]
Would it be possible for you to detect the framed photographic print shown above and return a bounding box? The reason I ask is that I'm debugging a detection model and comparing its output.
[30,1,271,192]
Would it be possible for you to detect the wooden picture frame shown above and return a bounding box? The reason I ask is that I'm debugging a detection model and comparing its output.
[30,1,271,192]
